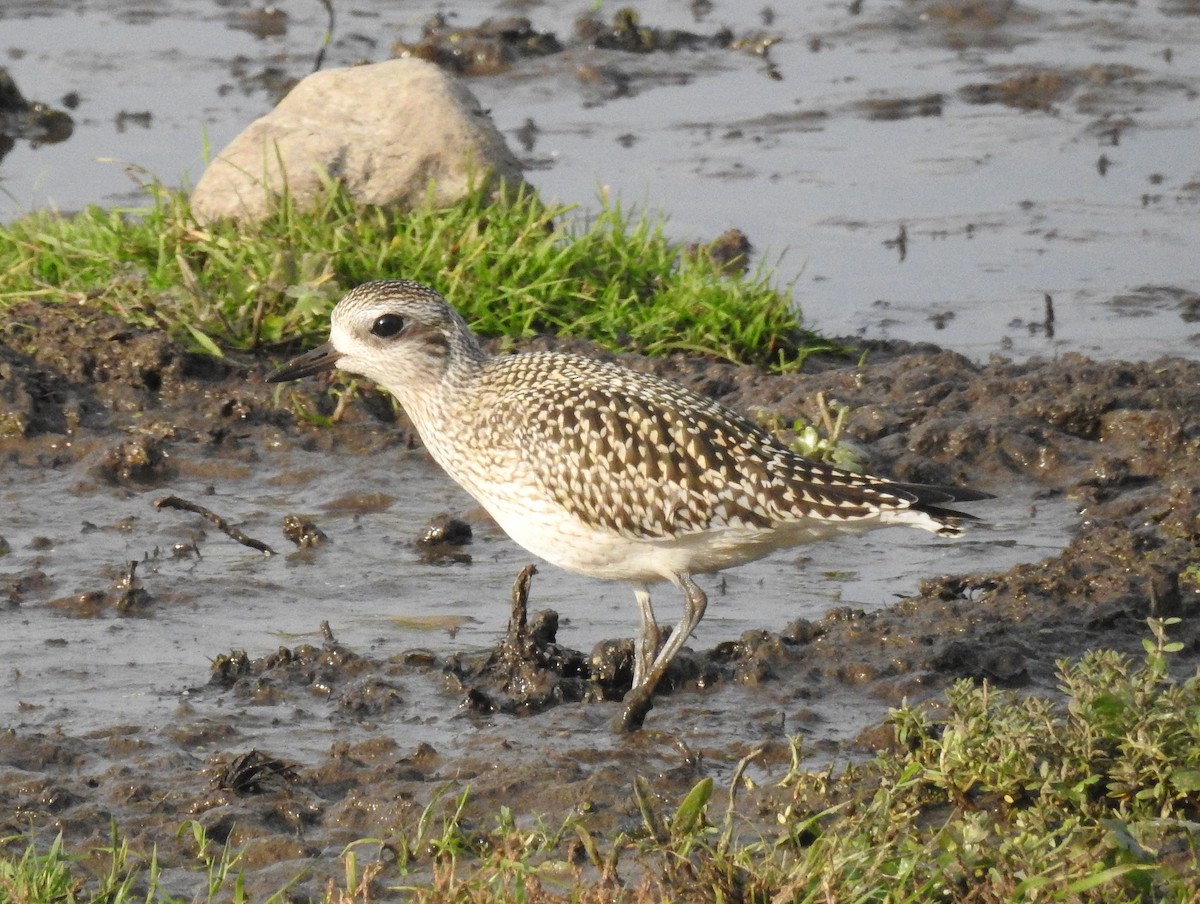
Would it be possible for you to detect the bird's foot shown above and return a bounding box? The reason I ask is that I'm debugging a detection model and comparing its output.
[613,687,653,732]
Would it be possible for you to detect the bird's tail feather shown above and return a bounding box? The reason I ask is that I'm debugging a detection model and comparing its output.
[888,481,994,535]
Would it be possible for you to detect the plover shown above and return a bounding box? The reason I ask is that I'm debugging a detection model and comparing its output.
[269,279,990,730]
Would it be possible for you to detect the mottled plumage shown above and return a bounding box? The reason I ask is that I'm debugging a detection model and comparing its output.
[269,279,991,730]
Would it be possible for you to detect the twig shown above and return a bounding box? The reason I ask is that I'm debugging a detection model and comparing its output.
[154,495,276,556]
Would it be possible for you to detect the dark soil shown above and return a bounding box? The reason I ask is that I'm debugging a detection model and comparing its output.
[2,301,1198,899]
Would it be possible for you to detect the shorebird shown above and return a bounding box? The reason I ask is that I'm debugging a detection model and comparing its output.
[268,279,991,730]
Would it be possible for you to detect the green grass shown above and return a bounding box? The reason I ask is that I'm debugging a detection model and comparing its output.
[4,620,1197,902]
[0,181,833,370]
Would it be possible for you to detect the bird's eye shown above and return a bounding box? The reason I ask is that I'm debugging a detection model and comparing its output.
[370,313,405,338]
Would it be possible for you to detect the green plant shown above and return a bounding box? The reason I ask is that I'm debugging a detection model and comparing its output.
[0,182,834,371]
[0,832,78,902]
[757,389,863,469]
[178,820,250,902]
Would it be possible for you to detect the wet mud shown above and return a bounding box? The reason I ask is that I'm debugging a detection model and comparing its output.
[2,300,1198,898]
[0,66,74,163]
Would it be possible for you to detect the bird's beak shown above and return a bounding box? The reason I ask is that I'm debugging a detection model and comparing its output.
[267,342,343,383]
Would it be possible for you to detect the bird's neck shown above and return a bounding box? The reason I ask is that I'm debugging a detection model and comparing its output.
[394,330,491,427]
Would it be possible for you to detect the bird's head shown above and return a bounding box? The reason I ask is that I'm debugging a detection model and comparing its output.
[268,280,482,402]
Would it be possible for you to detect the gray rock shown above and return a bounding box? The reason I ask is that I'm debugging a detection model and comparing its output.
[190,58,526,224]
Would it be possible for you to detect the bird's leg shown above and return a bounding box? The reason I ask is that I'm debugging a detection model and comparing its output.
[647,573,707,678]
[616,573,708,732]
[632,585,661,690]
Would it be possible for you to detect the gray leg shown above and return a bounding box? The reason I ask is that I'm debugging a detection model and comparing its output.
[617,572,708,732]
[632,584,660,690]
[646,573,707,679]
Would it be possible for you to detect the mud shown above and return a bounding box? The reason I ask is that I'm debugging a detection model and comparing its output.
[2,299,1198,898]
[0,66,74,162]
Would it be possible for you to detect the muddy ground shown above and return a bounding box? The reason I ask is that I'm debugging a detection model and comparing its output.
[1,299,1197,898]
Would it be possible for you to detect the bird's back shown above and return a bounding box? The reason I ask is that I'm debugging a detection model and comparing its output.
[426,350,982,551]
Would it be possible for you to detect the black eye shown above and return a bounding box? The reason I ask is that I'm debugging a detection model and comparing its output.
[370,313,405,338]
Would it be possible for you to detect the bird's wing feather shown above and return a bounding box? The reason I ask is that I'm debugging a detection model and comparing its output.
[483,354,928,540]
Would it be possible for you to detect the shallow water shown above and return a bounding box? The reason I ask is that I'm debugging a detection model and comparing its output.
[1,0,1197,361]
[3,427,1076,759]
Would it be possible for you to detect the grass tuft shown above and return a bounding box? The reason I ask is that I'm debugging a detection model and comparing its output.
[0,182,833,370]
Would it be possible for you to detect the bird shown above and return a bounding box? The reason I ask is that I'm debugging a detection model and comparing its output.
[268,279,991,730]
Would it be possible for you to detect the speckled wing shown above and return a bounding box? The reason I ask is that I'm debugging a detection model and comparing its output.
[485,353,927,540]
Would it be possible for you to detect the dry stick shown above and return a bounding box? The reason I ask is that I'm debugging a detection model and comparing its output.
[154,495,276,556]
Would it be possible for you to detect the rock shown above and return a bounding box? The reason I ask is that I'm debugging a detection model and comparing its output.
[190,58,526,224]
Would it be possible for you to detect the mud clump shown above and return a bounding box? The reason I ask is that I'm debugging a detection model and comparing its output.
[391,8,745,79]
[415,512,473,565]
[0,66,74,156]
[960,68,1076,111]
[447,567,600,714]
[574,7,734,53]
[0,301,245,446]
[282,514,327,548]
[46,560,152,617]
[207,633,406,717]
[94,435,174,485]
[393,14,563,77]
